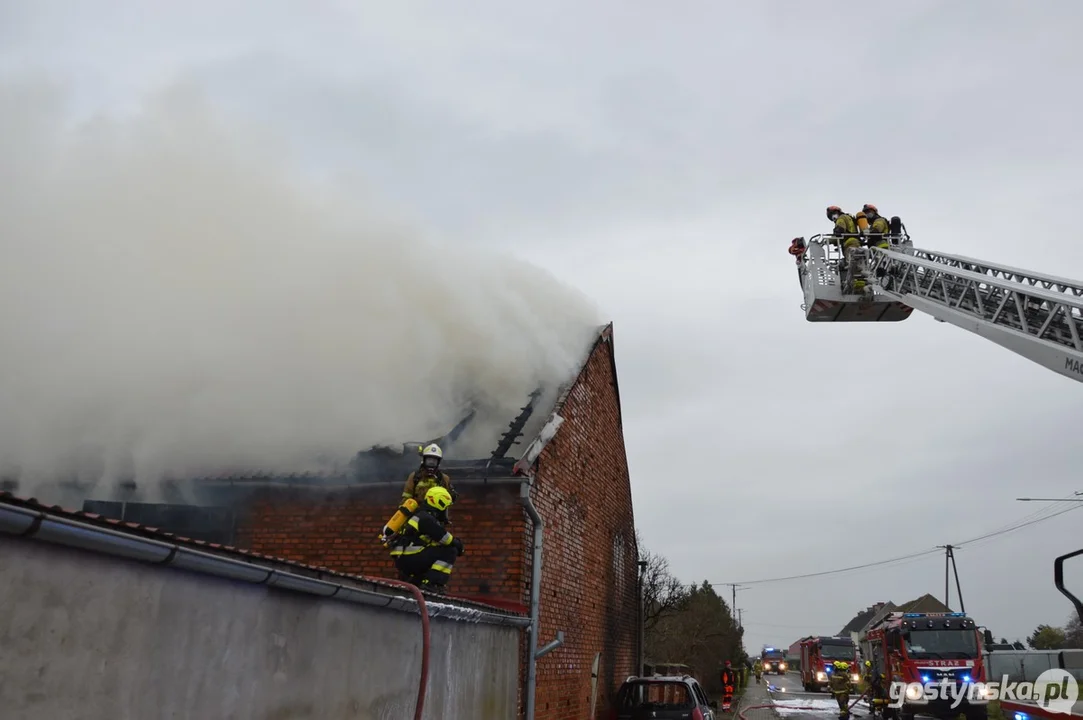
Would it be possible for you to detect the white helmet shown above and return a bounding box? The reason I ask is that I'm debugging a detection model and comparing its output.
[420,443,442,468]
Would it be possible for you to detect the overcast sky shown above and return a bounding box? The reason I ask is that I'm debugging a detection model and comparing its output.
[3,0,1082,652]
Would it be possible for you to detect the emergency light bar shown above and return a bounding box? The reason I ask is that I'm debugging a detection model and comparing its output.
[902,612,966,618]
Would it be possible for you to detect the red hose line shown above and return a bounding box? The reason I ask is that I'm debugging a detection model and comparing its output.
[738,703,779,720]
[379,578,431,720]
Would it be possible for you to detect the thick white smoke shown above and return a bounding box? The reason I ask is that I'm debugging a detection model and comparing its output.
[0,78,602,497]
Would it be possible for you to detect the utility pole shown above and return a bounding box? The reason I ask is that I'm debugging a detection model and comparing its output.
[737,608,743,629]
[720,584,747,624]
[936,545,965,613]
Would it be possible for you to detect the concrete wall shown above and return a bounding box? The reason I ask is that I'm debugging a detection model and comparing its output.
[0,536,520,720]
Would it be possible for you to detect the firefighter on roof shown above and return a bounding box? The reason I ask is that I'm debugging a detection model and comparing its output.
[402,443,456,519]
[829,660,853,719]
[388,485,464,588]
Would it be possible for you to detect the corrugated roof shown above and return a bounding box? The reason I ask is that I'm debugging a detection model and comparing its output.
[0,490,524,617]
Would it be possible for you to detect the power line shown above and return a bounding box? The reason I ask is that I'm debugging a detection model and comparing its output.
[717,547,943,586]
[954,504,1081,549]
[713,496,1081,587]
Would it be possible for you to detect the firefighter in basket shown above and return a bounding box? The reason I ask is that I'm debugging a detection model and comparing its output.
[861,204,892,249]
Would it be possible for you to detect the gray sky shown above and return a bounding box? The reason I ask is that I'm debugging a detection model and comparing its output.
[3,0,1082,651]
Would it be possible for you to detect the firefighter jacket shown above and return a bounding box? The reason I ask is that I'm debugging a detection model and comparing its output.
[833,213,858,237]
[867,216,891,247]
[829,669,851,695]
[721,669,737,688]
[401,468,453,503]
[388,509,460,558]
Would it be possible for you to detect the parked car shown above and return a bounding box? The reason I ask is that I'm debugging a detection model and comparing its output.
[611,674,718,720]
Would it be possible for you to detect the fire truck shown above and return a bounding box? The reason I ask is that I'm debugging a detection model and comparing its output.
[799,636,859,693]
[761,646,788,675]
[858,612,993,720]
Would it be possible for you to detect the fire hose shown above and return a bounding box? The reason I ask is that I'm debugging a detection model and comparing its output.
[739,690,870,720]
[377,578,431,720]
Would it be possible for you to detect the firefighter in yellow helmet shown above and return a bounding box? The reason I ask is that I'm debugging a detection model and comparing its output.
[402,443,456,517]
[829,660,853,719]
[826,206,861,250]
[388,485,464,588]
[863,660,887,717]
[861,204,892,249]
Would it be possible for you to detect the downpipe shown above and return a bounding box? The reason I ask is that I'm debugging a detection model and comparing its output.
[521,480,565,720]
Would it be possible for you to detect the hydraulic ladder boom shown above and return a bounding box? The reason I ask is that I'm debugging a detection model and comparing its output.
[867,246,1083,383]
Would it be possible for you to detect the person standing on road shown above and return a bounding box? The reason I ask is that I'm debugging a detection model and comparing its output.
[721,660,738,709]
[863,661,887,718]
[829,661,852,720]
[753,658,763,683]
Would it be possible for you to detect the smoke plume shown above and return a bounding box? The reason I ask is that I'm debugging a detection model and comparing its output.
[0,78,602,498]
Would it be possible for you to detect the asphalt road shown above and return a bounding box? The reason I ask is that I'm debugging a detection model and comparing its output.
[745,671,870,720]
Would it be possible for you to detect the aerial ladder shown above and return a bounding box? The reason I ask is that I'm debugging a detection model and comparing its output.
[791,230,1083,384]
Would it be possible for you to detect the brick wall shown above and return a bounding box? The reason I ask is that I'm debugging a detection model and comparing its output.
[528,330,639,720]
[225,324,638,720]
[233,483,527,604]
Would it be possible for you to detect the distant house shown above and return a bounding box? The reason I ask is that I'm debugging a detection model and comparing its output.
[840,602,891,636]
[839,595,953,636]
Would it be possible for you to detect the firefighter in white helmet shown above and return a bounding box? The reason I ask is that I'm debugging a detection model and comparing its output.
[401,443,456,520]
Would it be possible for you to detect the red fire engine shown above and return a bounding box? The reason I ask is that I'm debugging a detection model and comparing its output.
[761,646,788,674]
[859,611,992,720]
[799,635,859,692]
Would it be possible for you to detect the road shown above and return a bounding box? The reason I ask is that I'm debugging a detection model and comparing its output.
[738,671,869,720]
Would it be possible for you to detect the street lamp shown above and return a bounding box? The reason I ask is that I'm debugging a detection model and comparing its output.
[637,560,648,676]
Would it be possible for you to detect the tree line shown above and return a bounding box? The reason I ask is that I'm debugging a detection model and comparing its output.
[1025,613,1083,649]
[639,536,747,694]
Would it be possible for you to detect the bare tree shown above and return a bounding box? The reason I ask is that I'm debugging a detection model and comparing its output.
[637,532,687,631]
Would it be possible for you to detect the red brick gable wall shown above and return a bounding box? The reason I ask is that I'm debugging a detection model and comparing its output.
[528,332,638,720]
[233,483,527,603]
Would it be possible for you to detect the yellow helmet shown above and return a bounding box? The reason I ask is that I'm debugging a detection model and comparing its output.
[865,661,872,668]
[424,485,453,512]
[834,661,849,670]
